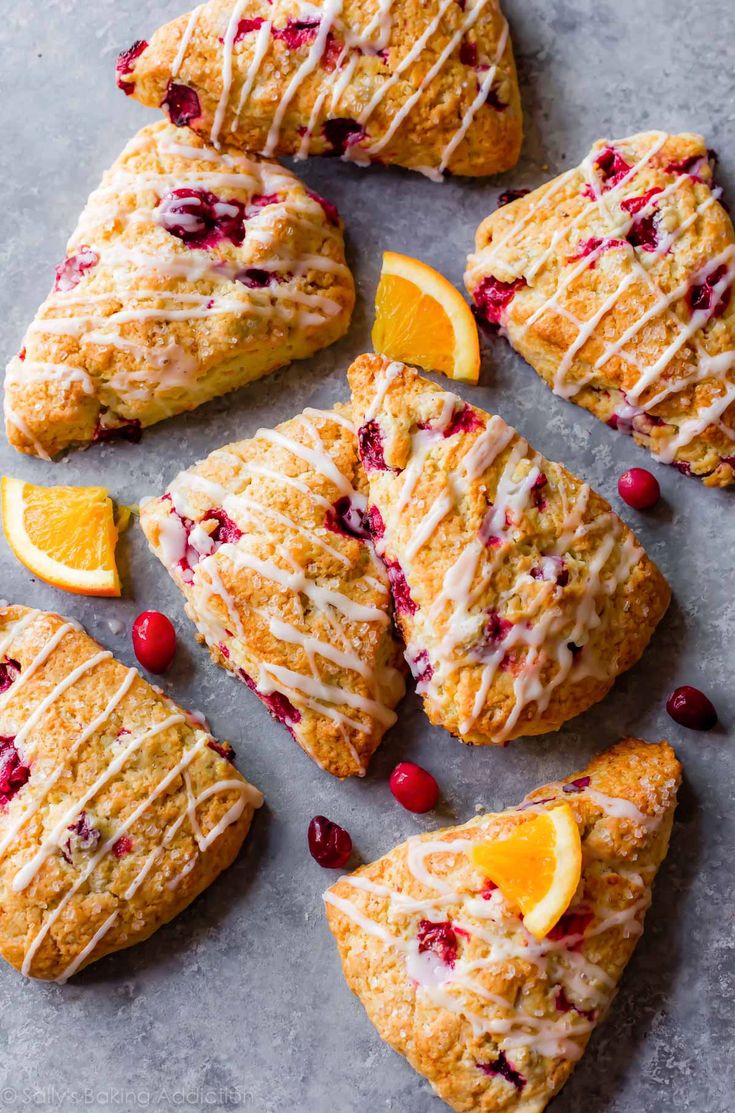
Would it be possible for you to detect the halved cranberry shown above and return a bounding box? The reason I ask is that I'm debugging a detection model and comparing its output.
[472,275,526,326]
[686,264,732,319]
[443,404,483,438]
[234,17,265,41]
[132,611,177,674]
[203,508,243,546]
[618,467,660,509]
[417,920,459,966]
[325,497,371,541]
[358,420,391,472]
[272,18,321,49]
[459,40,478,66]
[0,658,20,694]
[308,815,352,868]
[116,39,148,93]
[307,189,340,226]
[240,670,301,728]
[54,247,99,293]
[583,147,632,196]
[0,737,30,807]
[389,762,439,813]
[562,776,591,794]
[386,561,416,615]
[477,1051,526,1092]
[112,835,133,859]
[161,81,202,127]
[666,686,717,730]
[323,117,366,156]
[207,738,236,762]
[496,188,530,208]
[158,188,247,249]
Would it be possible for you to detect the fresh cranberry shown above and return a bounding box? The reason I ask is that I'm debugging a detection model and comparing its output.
[496,188,530,208]
[325,497,371,541]
[158,189,247,249]
[666,686,717,730]
[477,1051,526,1092]
[54,247,99,293]
[686,264,732,319]
[562,776,591,794]
[92,415,142,444]
[472,275,526,326]
[112,835,133,859]
[459,40,478,66]
[234,17,265,41]
[308,815,352,868]
[0,658,20,694]
[322,117,366,156]
[618,467,661,509]
[239,670,301,728]
[389,762,439,813]
[568,237,626,266]
[307,189,340,226]
[584,147,632,196]
[417,920,459,966]
[116,39,148,93]
[358,420,391,472]
[272,18,320,50]
[161,81,202,127]
[386,561,416,615]
[443,404,483,438]
[203,508,243,546]
[207,738,236,762]
[0,738,30,807]
[132,611,177,673]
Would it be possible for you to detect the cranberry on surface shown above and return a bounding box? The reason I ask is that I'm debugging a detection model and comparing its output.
[389,761,439,813]
[308,815,352,868]
[666,686,717,731]
[618,467,661,509]
[132,611,177,673]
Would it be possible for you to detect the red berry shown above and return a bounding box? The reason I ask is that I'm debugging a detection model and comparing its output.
[308,816,352,869]
[132,611,176,673]
[617,467,660,509]
[666,686,717,731]
[389,761,439,813]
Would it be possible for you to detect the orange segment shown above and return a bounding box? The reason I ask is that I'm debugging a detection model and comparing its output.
[372,251,481,383]
[1,477,121,597]
[471,803,582,940]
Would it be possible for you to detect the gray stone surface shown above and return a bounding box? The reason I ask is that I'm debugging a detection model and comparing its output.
[0,0,733,1110]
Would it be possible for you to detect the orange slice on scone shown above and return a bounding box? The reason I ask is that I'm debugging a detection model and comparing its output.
[1,478,121,596]
[472,802,582,939]
[372,251,481,383]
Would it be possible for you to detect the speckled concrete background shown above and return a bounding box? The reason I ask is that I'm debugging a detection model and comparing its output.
[0,1,733,1110]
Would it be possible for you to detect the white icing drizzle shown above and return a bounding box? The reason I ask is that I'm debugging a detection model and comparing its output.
[211,0,250,149]
[55,911,119,984]
[171,5,204,76]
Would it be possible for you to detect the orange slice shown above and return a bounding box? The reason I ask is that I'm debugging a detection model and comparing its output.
[372,251,481,383]
[471,803,582,940]
[1,477,121,597]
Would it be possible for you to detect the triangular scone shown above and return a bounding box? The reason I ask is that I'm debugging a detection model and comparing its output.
[326,738,680,1113]
[465,131,735,486]
[0,605,262,981]
[140,404,406,778]
[5,121,354,459]
[348,356,670,746]
[120,0,522,179]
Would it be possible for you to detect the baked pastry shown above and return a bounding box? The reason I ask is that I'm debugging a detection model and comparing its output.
[119,0,522,179]
[5,121,354,459]
[139,404,406,778]
[465,130,735,486]
[0,605,262,981]
[325,737,681,1113]
[348,355,670,745]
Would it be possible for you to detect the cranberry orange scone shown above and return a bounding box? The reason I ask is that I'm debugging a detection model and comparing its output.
[0,605,262,981]
[325,738,680,1113]
[348,356,670,745]
[139,405,405,779]
[5,121,353,459]
[120,0,522,179]
[465,131,735,486]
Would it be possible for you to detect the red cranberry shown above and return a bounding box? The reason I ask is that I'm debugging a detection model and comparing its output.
[236,268,279,288]
[386,561,417,615]
[481,84,507,111]
[235,17,265,41]
[686,264,732,319]
[54,247,99,293]
[92,415,142,444]
[207,739,236,762]
[308,815,352,868]
[407,648,433,687]
[666,686,717,731]
[417,920,459,966]
[325,497,371,541]
[322,117,366,156]
[239,670,301,729]
[389,762,439,813]
[158,189,247,249]
[547,908,593,945]
[0,658,20,694]
[203,508,243,546]
[358,420,391,472]
[0,737,30,807]
[618,467,661,509]
[116,39,148,94]
[585,147,632,195]
[477,1051,526,1092]
[472,275,526,326]
[272,18,320,50]
[160,81,202,127]
[496,188,530,209]
[568,237,626,266]
[442,404,483,438]
[307,189,340,226]
[459,40,478,66]
[132,611,177,673]
[112,835,133,859]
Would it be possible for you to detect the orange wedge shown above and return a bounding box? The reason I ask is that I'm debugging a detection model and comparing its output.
[1,477,121,597]
[372,251,481,383]
[471,803,582,940]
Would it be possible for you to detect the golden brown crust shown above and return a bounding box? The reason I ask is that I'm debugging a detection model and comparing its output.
[4,121,354,459]
[465,131,735,485]
[140,404,406,778]
[0,605,262,981]
[348,355,670,745]
[124,0,522,178]
[325,738,681,1113]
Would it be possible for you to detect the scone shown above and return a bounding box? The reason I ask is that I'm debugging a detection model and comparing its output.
[348,356,670,745]
[0,605,262,981]
[465,130,735,486]
[119,0,522,179]
[139,404,406,778]
[5,120,354,459]
[325,737,681,1113]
